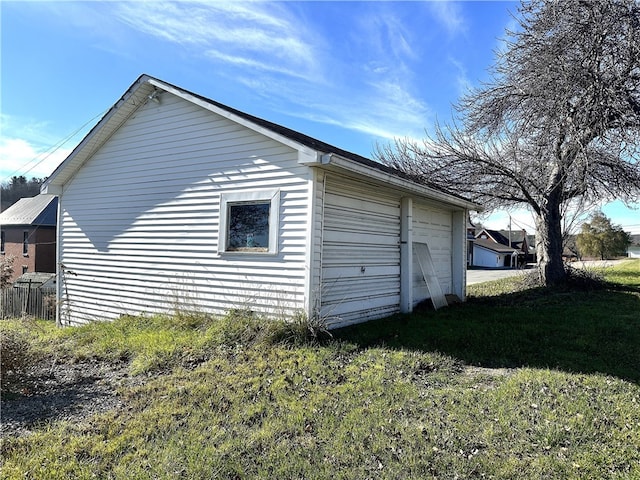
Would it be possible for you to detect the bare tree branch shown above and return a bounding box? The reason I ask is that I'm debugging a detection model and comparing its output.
[375,0,640,285]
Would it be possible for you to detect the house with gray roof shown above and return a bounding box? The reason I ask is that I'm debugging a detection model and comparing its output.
[472,228,533,268]
[0,194,58,283]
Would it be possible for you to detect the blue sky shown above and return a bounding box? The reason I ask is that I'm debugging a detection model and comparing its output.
[1,1,638,234]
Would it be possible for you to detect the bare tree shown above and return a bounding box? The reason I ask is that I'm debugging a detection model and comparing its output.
[376,0,640,285]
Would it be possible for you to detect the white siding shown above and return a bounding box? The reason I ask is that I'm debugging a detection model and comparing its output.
[320,174,401,327]
[412,203,452,306]
[58,94,311,324]
[473,245,504,268]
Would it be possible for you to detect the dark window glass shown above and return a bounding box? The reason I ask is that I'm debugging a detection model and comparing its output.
[227,203,270,252]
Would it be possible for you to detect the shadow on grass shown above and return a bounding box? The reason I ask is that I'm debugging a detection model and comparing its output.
[334,286,640,384]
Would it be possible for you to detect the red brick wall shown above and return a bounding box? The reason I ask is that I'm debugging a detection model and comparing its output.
[1,226,56,283]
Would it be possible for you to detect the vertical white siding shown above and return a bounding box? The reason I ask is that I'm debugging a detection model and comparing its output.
[320,174,401,327]
[412,203,453,306]
[58,94,311,324]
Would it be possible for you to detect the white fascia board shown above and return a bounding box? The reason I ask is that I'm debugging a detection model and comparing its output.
[474,243,519,255]
[41,184,62,195]
[146,78,319,161]
[320,153,482,211]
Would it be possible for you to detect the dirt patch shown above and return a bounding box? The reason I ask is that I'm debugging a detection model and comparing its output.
[1,358,133,439]
[1,359,517,440]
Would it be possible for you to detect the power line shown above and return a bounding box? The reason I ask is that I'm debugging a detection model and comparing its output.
[509,215,535,232]
[2,109,107,181]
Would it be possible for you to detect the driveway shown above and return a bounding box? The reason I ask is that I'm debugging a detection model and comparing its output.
[466,259,629,285]
[467,268,527,285]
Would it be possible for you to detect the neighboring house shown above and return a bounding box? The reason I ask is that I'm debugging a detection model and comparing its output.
[472,238,521,269]
[0,195,58,283]
[41,75,479,328]
[472,228,532,268]
[628,234,640,258]
[466,218,477,266]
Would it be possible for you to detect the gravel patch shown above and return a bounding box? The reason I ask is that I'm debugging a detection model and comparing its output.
[1,358,133,439]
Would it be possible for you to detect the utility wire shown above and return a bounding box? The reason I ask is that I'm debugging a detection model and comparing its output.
[509,215,535,232]
[2,109,107,181]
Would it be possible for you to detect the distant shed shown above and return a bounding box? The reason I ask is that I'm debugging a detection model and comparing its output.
[42,75,479,328]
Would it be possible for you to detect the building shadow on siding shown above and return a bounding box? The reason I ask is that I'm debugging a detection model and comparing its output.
[334,287,640,384]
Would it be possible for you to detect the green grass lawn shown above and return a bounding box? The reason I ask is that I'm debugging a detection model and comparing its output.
[337,260,640,383]
[1,260,639,479]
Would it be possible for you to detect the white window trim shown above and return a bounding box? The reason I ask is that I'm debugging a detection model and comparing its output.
[218,189,280,255]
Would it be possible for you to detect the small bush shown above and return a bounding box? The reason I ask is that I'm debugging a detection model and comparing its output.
[516,265,609,292]
[564,265,608,290]
[265,311,333,346]
[213,309,270,345]
[0,326,40,393]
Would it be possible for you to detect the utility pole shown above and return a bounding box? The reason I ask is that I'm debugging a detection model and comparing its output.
[508,215,513,268]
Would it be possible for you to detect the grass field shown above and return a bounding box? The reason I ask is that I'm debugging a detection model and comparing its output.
[1,259,639,479]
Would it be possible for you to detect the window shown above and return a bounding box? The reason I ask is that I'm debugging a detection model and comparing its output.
[23,231,29,255]
[219,190,280,254]
[0,230,4,254]
[22,265,28,274]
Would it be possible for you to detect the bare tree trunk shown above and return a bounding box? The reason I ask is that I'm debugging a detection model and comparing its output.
[536,199,566,286]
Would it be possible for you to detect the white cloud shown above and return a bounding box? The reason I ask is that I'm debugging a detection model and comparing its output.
[0,137,70,182]
[204,50,313,81]
[428,1,467,37]
[78,1,433,147]
[478,203,640,235]
[448,56,473,96]
[114,1,322,81]
[282,77,432,143]
[0,114,56,147]
[0,113,96,182]
[368,12,418,61]
[9,1,436,162]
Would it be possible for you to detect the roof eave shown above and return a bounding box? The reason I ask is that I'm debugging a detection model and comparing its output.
[38,74,481,213]
[313,153,482,211]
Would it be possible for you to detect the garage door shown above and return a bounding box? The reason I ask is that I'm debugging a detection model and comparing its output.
[412,203,452,305]
[320,175,401,326]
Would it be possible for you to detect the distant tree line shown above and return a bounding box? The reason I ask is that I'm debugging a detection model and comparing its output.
[0,176,45,212]
[575,212,631,260]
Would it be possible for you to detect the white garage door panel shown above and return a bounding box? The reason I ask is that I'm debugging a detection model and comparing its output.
[412,204,453,303]
[321,175,401,326]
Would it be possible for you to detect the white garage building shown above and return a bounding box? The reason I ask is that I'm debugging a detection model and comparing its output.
[42,75,479,328]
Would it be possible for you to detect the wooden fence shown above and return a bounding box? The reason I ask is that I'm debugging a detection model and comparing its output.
[1,286,56,320]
